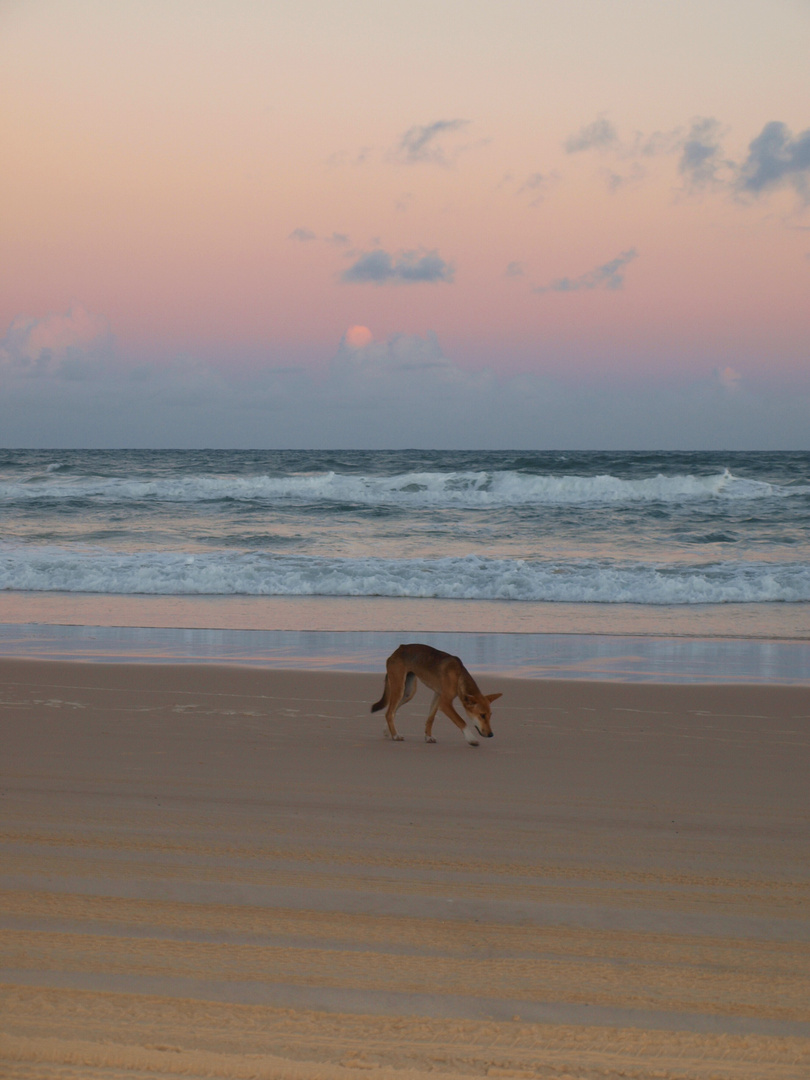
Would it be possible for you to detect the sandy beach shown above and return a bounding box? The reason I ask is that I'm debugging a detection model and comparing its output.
[1,658,809,1079]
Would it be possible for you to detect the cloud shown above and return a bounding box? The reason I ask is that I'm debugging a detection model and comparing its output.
[288,227,316,242]
[324,332,500,429]
[679,117,728,189]
[566,118,682,161]
[516,171,559,205]
[332,330,453,378]
[519,172,548,191]
[564,114,738,194]
[341,248,454,285]
[0,304,112,378]
[325,146,374,168]
[325,232,350,246]
[604,163,647,192]
[633,129,683,157]
[563,117,681,193]
[737,121,810,199]
[675,115,810,202]
[505,261,524,278]
[534,249,638,294]
[562,113,810,203]
[394,119,470,165]
[564,116,618,154]
[567,117,683,160]
[1,312,808,450]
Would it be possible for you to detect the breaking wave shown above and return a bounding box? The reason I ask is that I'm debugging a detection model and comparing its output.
[2,548,808,604]
[0,468,802,508]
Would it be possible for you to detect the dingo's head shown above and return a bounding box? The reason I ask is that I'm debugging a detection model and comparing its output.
[461,692,502,738]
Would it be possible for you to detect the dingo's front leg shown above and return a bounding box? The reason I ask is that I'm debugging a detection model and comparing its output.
[440,698,479,746]
[462,724,480,747]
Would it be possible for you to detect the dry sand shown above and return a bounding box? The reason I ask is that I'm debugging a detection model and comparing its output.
[1,658,808,1079]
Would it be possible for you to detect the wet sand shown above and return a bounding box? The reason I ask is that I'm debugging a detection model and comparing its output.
[1,659,809,1079]
[3,590,810,640]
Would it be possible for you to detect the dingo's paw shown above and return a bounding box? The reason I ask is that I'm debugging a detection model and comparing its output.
[425,735,437,743]
[463,725,480,747]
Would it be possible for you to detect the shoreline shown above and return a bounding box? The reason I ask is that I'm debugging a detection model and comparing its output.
[2,659,808,1078]
[3,621,810,684]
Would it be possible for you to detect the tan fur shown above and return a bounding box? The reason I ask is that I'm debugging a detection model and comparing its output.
[371,643,502,746]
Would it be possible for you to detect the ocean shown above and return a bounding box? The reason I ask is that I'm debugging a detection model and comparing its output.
[2,449,809,679]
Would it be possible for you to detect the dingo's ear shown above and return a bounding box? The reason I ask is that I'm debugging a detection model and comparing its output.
[486,692,502,704]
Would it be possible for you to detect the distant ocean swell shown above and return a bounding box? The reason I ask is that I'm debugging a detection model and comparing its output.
[4,468,805,507]
[2,549,809,604]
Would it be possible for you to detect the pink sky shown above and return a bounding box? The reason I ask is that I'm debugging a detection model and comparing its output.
[1,1,808,446]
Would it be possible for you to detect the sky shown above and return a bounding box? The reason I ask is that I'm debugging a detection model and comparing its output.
[1,0,809,449]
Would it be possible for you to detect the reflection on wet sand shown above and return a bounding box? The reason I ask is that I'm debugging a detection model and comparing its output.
[1,622,809,683]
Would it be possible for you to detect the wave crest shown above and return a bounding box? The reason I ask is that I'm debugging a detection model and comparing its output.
[0,468,799,508]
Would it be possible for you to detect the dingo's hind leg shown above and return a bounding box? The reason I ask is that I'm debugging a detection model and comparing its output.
[383,664,407,741]
[424,692,440,743]
[402,671,417,705]
[370,674,389,714]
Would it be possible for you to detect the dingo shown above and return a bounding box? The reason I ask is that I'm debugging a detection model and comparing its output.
[371,643,502,746]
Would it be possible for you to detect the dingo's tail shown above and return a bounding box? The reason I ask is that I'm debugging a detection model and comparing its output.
[370,674,389,713]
